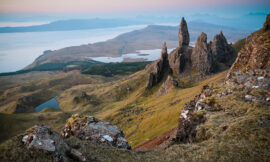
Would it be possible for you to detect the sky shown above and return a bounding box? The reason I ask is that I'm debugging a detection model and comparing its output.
[0,0,269,27]
[0,0,269,14]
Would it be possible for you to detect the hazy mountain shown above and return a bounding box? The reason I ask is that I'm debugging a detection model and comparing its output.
[0,18,148,33]
[26,22,251,69]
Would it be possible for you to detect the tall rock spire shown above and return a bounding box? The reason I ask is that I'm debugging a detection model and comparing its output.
[161,42,168,60]
[178,17,190,47]
[210,31,234,65]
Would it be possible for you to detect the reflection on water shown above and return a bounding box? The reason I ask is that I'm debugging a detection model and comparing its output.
[35,96,59,112]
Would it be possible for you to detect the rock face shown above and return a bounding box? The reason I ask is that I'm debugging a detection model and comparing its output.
[146,42,170,88]
[191,32,214,74]
[263,14,270,31]
[62,114,131,149]
[157,76,177,96]
[210,31,234,65]
[227,14,270,89]
[22,125,86,161]
[168,46,193,76]
[146,17,234,89]
[174,14,270,145]
[178,17,190,46]
[174,85,210,143]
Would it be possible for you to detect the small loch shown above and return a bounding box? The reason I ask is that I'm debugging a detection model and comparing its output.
[35,96,59,112]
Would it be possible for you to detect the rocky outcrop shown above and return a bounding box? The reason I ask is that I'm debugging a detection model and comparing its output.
[13,96,34,113]
[73,91,100,105]
[157,76,178,96]
[178,17,190,46]
[168,17,192,76]
[62,114,131,149]
[174,85,212,143]
[210,31,235,65]
[22,125,86,161]
[174,14,270,145]
[146,42,170,88]
[226,14,270,89]
[168,46,193,76]
[191,32,214,74]
[263,14,270,31]
[147,17,234,88]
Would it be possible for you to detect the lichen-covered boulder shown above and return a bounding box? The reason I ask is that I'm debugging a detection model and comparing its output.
[62,114,131,149]
[22,124,86,161]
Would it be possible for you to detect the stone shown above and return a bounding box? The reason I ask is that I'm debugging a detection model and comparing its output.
[263,14,270,32]
[179,17,190,46]
[62,114,131,149]
[146,42,170,88]
[210,31,234,65]
[22,125,86,161]
[227,14,270,84]
[157,76,177,96]
[191,32,214,74]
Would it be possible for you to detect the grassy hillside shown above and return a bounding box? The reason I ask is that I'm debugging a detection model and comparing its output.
[1,81,268,161]
[56,69,227,147]
[0,71,120,114]
[82,62,150,77]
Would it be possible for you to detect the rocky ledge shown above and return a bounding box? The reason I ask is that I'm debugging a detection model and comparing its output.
[22,125,86,162]
[62,114,131,149]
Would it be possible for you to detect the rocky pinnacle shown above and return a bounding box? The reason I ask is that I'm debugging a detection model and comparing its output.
[178,17,190,47]
[161,42,168,60]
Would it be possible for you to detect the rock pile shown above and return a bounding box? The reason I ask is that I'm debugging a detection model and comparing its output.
[62,114,131,149]
[22,125,86,162]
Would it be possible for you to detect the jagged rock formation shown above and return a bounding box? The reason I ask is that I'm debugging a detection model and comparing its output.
[178,17,190,46]
[227,14,270,90]
[62,114,131,149]
[146,17,234,89]
[22,125,86,161]
[191,32,214,74]
[174,14,270,145]
[263,14,270,31]
[146,42,170,88]
[157,76,178,96]
[174,85,210,143]
[168,17,192,76]
[210,31,235,65]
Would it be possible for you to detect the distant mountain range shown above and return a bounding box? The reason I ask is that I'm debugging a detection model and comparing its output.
[0,18,148,33]
[26,22,252,69]
[0,12,268,33]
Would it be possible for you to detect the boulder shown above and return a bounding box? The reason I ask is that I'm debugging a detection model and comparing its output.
[22,125,86,161]
[62,114,131,149]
